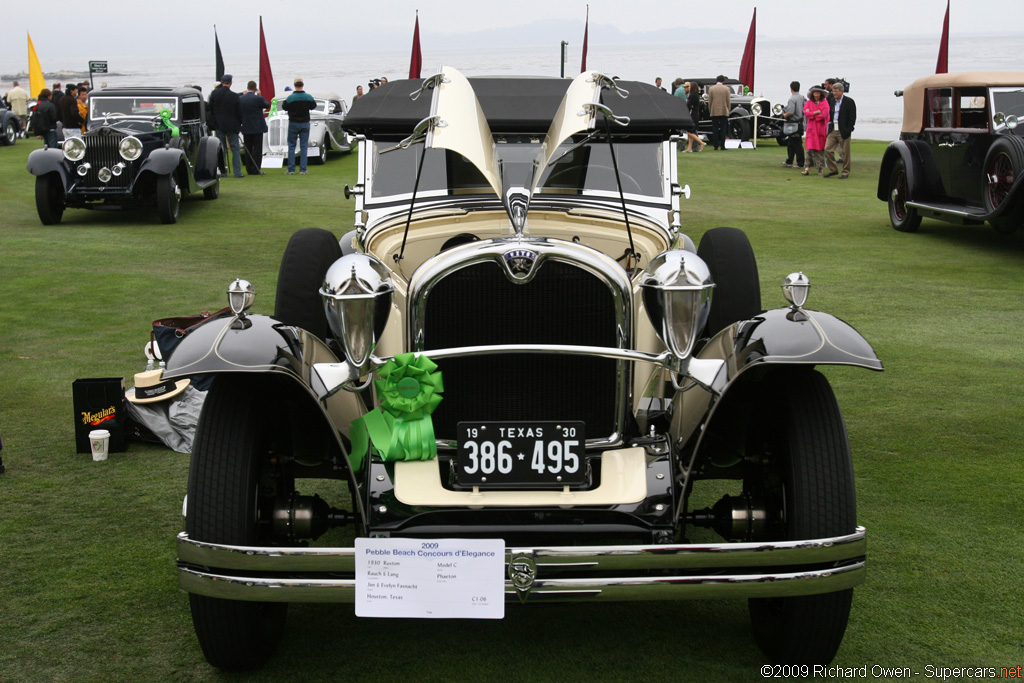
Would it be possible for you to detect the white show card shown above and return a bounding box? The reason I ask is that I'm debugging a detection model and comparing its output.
[355,538,505,619]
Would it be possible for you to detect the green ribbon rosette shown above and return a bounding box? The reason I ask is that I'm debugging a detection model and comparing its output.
[155,108,180,137]
[268,97,278,117]
[348,353,443,470]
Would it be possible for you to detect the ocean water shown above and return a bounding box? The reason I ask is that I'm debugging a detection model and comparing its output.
[5,34,1022,140]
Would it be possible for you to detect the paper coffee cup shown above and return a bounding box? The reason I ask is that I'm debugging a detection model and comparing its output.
[89,429,110,462]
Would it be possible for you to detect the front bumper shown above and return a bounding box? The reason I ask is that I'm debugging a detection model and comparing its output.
[177,527,866,604]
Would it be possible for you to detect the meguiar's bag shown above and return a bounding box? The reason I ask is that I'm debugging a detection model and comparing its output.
[72,377,127,454]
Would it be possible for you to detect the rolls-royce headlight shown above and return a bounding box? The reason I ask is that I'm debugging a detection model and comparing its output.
[320,254,394,375]
[751,103,762,116]
[63,136,86,162]
[119,136,143,161]
[641,250,714,368]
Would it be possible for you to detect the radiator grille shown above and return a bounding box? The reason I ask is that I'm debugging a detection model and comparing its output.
[80,132,132,188]
[423,260,619,440]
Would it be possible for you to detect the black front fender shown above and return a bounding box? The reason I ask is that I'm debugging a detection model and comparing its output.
[194,136,222,182]
[138,147,186,178]
[26,148,70,188]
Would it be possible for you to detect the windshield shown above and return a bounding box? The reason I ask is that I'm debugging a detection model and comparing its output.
[90,97,177,121]
[370,140,665,200]
[990,87,1024,131]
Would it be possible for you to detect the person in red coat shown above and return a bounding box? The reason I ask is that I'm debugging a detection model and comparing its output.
[802,87,830,176]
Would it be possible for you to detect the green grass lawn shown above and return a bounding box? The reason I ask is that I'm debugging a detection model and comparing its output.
[1,135,1021,681]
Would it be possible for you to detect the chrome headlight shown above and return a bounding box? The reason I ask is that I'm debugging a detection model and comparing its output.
[641,250,714,368]
[751,103,762,116]
[76,163,91,177]
[119,136,143,161]
[227,278,256,314]
[772,103,784,116]
[63,136,86,162]
[320,254,394,375]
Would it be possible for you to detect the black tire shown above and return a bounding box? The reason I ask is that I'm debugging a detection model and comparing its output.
[2,119,17,146]
[186,376,289,671]
[156,174,180,224]
[697,227,761,336]
[35,174,65,225]
[203,179,220,200]
[982,136,1024,233]
[887,158,922,232]
[775,135,788,147]
[274,228,343,340]
[729,117,752,141]
[746,369,857,664]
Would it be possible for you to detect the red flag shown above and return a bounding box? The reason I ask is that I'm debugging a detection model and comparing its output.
[214,26,225,82]
[259,17,275,105]
[935,0,950,74]
[738,8,756,93]
[409,12,422,79]
[580,6,589,73]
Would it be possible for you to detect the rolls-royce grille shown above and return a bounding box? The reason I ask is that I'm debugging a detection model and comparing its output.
[80,132,132,188]
[423,260,618,440]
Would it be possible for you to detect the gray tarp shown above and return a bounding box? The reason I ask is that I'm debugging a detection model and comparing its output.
[124,386,206,453]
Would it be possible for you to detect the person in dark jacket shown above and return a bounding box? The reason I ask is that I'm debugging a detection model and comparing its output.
[33,89,58,148]
[282,77,317,175]
[823,82,856,179]
[239,81,270,175]
[58,84,83,137]
[209,74,243,177]
[51,82,64,111]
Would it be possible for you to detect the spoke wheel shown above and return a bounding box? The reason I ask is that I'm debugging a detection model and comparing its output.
[186,376,291,671]
[983,136,1024,233]
[35,174,65,225]
[156,174,181,224]
[746,369,857,664]
[888,159,921,232]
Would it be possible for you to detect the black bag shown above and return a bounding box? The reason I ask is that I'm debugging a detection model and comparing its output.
[151,308,231,391]
[151,307,231,362]
[72,377,127,454]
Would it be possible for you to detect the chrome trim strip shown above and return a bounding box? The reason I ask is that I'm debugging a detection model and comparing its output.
[406,237,635,447]
[905,201,985,218]
[178,561,864,603]
[177,527,865,573]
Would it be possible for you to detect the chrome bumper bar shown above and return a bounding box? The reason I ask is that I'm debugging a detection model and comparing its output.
[177,527,866,604]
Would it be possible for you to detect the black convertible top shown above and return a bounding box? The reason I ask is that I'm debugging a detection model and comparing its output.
[345,77,693,138]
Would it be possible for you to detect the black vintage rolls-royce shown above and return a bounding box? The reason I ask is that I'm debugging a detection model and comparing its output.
[879,72,1024,233]
[26,86,223,225]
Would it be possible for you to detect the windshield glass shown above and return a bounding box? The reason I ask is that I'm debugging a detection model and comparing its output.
[990,87,1024,130]
[370,140,664,200]
[90,97,177,121]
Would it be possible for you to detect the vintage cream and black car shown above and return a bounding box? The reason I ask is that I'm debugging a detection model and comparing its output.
[684,77,781,141]
[26,86,222,225]
[168,68,881,670]
[880,72,1024,233]
[264,91,351,165]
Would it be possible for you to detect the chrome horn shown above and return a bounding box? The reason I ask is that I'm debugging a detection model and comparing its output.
[320,254,394,377]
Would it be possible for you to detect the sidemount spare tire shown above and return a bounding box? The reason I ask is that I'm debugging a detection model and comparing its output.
[983,135,1024,233]
[274,228,343,341]
[697,227,762,336]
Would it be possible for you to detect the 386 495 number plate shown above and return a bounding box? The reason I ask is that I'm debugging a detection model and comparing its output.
[456,421,586,487]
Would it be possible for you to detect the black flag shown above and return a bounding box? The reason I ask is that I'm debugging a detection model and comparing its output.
[214,26,225,82]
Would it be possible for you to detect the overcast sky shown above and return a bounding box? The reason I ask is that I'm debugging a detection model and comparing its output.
[5,0,1023,68]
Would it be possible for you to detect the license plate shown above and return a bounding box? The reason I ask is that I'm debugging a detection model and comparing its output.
[456,421,586,487]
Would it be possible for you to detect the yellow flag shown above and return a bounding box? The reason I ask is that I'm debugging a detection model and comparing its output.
[28,33,45,99]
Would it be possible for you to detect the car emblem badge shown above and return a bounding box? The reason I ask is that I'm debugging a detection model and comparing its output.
[508,553,537,603]
[502,249,538,281]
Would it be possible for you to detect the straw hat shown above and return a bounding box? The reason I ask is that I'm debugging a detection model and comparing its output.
[127,369,190,404]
